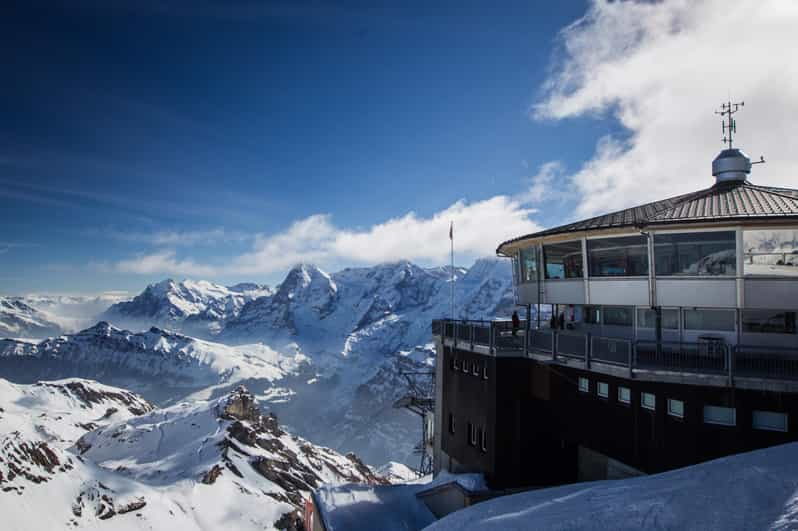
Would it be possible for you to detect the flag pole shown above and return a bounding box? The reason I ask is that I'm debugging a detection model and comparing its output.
[450,221,454,320]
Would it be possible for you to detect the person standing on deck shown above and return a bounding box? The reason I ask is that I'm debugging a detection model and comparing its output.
[511,310,520,336]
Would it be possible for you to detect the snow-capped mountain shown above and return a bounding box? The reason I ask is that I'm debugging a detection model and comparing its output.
[102,279,271,338]
[0,380,384,530]
[0,297,64,339]
[0,322,303,404]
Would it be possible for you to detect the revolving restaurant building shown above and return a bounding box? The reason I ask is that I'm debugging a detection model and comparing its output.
[432,141,798,489]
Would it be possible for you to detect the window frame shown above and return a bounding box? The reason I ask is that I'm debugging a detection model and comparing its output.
[618,386,631,404]
[641,392,656,411]
[683,308,737,332]
[703,405,736,426]
[741,309,797,335]
[597,381,609,399]
[637,307,680,330]
[667,398,685,419]
[752,410,788,432]
[578,377,589,393]
[587,234,649,278]
[543,239,584,280]
[653,230,737,277]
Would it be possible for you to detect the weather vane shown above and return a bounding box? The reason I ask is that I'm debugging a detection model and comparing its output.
[715,100,744,149]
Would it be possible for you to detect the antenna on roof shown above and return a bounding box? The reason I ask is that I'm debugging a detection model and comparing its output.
[715,100,744,149]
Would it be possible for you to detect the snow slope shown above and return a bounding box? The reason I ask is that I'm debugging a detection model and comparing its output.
[0,322,303,404]
[0,297,63,339]
[1,381,386,530]
[424,443,798,531]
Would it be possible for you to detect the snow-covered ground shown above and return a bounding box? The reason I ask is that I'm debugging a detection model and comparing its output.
[0,379,386,530]
[424,443,798,531]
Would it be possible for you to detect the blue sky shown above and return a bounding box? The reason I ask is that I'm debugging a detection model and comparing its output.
[3,1,794,294]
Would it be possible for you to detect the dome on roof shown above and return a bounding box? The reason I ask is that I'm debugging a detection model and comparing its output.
[712,148,751,184]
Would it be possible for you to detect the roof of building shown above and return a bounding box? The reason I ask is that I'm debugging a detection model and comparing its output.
[497,180,798,253]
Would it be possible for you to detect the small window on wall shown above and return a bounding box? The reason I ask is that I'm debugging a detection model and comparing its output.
[742,310,797,334]
[654,231,736,276]
[578,377,589,393]
[597,382,609,398]
[752,410,788,432]
[618,386,631,404]
[743,229,798,276]
[704,405,736,426]
[520,247,538,283]
[588,235,649,277]
[448,414,455,434]
[667,399,685,419]
[641,392,656,411]
[684,309,736,331]
[544,240,584,279]
[637,308,680,330]
[603,306,634,326]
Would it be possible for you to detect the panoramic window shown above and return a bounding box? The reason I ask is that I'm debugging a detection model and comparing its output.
[667,399,685,418]
[654,231,736,276]
[544,240,584,279]
[752,410,788,432]
[704,405,736,426]
[588,236,649,277]
[520,246,538,283]
[637,308,680,329]
[603,306,634,326]
[618,386,631,404]
[641,392,656,411]
[743,229,798,276]
[742,310,797,334]
[683,309,736,331]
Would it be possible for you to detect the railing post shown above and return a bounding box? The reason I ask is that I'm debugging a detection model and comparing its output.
[470,323,475,351]
[630,342,636,379]
[585,334,591,369]
[453,321,458,349]
[553,331,558,362]
[489,322,495,354]
[727,345,734,387]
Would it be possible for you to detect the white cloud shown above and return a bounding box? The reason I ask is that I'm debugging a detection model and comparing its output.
[105,196,543,278]
[94,227,251,246]
[535,0,798,218]
[110,250,218,277]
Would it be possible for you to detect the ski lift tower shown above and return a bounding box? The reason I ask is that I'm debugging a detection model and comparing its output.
[393,369,435,476]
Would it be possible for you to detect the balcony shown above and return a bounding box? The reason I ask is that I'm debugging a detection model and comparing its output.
[432,319,798,391]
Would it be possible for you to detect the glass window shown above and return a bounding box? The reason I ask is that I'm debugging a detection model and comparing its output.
[578,377,589,393]
[668,399,684,418]
[641,392,656,410]
[597,382,609,398]
[744,229,798,276]
[583,306,601,325]
[588,236,649,277]
[520,247,538,283]
[618,386,631,404]
[742,310,797,334]
[655,231,736,276]
[704,405,736,426]
[637,308,680,329]
[544,241,584,279]
[752,410,788,432]
[604,306,634,326]
[684,309,736,331]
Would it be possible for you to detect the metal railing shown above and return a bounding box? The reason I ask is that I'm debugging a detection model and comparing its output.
[431,318,798,384]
